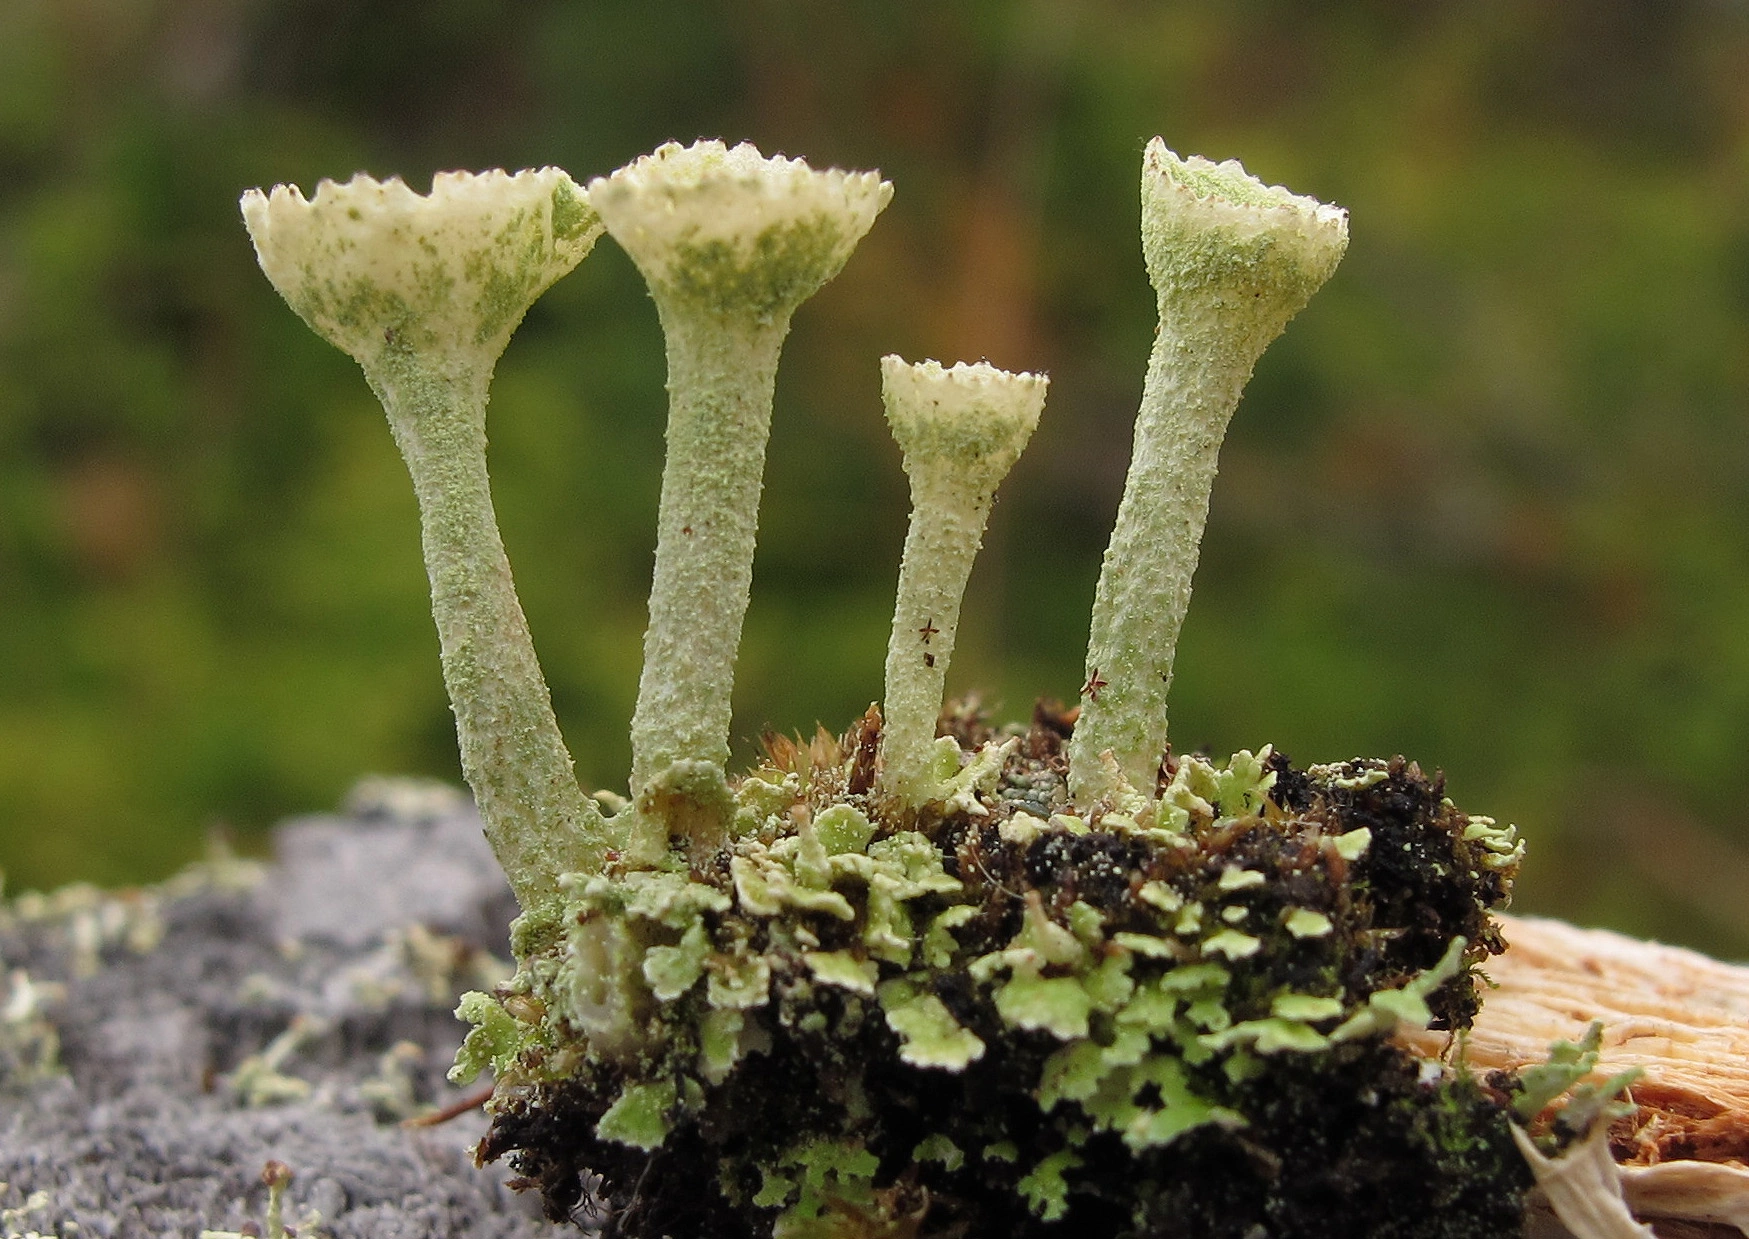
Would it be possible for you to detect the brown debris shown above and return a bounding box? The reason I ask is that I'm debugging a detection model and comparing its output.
[760,724,845,777]
[843,703,882,796]
[1403,914,1749,1142]
[936,696,994,749]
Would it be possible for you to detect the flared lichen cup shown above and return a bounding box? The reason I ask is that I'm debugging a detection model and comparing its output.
[242,167,602,375]
[588,139,891,325]
[241,167,612,910]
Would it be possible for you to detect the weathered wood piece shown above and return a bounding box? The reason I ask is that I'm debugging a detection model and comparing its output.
[1405,914,1749,1237]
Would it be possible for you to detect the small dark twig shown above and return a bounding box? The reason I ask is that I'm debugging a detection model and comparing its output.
[402,1083,495,1128]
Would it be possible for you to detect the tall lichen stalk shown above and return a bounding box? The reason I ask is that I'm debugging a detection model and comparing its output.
[372,354,599,900]
[241,169,612,910]
[626,311,785,797]
[1068,140,1349,807]
[241,140,1562,1239]
[588,142,890,860]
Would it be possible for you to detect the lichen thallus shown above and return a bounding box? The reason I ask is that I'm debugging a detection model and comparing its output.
[244,140,1560,1239]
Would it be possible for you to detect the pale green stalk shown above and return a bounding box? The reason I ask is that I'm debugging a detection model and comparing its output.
[241,168,610,909]
[1069,141,1348,807]
[589,141,890,853]
[262,1161,291,1239]
[877,357,1046,807]
[628,310,785,796]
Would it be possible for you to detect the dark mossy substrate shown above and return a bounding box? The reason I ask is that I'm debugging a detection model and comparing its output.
[479,708,1531,1239]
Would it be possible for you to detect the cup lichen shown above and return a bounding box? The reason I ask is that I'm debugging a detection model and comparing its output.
[242,167,611,911]
[589,141,891,862]
[1068,140,1350,808]
[243,139,1548,1239]
[876,357,1047,809]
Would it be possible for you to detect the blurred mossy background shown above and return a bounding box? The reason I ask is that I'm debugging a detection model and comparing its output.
[3,0,1749,958]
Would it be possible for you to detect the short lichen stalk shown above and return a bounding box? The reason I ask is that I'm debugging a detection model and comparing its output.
[589,141,891,858]
[877,357,1046,808]
[1069,141,1349,806]
[241,169,612,909]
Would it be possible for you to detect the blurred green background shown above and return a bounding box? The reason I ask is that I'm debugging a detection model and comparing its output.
[3,0,1748,959]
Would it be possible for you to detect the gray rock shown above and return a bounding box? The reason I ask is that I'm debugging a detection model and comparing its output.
[0,779,561,1239]
[266,776,521,951]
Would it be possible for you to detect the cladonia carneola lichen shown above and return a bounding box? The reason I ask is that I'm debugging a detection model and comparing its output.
[239,139,1546,1239]
[876,357,1046,808]
[588,141,890,860]
[1069,140,1349,807]
[242,168,610,910]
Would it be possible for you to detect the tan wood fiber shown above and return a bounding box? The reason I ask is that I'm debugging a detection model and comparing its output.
[1402,914,1749,1237]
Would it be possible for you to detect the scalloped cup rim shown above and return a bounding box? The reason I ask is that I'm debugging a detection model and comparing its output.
[584,138,893,267]
[586,138,889,202]
[879,354,1049,392]
[1143,137,1347,231]
[243,166,580,211]
[881,354,1046,381]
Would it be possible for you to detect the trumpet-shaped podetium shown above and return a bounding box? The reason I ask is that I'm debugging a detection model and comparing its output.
[877,357,1047,807]
[1069,141,1349,807]
[588,141,891,850]
[242,168,610,910]
[243,168,601,367]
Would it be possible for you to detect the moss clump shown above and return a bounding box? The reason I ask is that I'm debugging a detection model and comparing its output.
[459,706,1527,1238]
